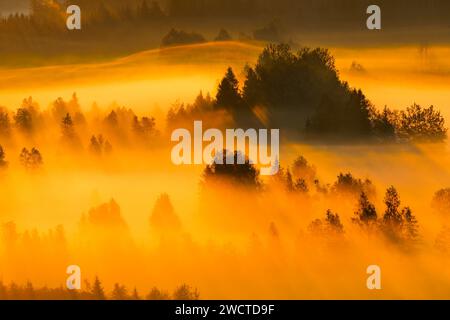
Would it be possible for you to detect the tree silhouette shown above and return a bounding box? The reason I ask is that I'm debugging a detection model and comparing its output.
[383,186,402,227]
[372,106,398,141]
[146,287,170,300]
[150,193,182,235]
[332,173,375,198]
[14,108,33,134]
[133,115,156,143]
[91,277,106,300]
[20,147,43,170]
[61,113,81,148]
[87,199,127,229]
[398,104,447,142]
[353,192,377,226]
[111,283,129,300]
[325,209,344,234]
[308,209,344,236]
[214,28,232,41]
[173,284,199,300]
[161,28,205,47]
[89,135,102,155]
[202,150,261,190]
[382,186,420,244]
[89,135,112,156]
[0,145,7,168]
[61,113,74,136]
[402,207,419,243]
[0,108,11,138]
[215,67,243,111]
[432,188,450,216]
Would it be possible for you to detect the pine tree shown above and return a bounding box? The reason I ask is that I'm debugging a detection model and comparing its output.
[402,207,419,242]
[383,186,402,226]
[146,287,169,300]
[111,283,128,300]
[325,209,344,234]
[215,67,242,110]
[91,277,106,300]
[354,192,377,225]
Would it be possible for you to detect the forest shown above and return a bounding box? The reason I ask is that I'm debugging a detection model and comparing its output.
[0,42,450,299]
[1,0,450,300]
[3,0,450,66]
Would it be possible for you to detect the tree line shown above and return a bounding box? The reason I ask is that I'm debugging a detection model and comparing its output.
[200,151,450,250]
[177,44,447,142]
[0,278,199,300]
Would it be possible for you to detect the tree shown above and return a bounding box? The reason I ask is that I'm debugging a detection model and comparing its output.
[308,209,344,236]
[150,193,182,235]
[402,207,419,243]
[432,188,450,215]
[89,135,102,155]
[372,106,397,141]
[173,284,199,300]
[61,113,81,148]
[382,186,420,244]
[0,107,11,137]
[91,277,106,300]
[87,199,127,229]
[353,192,377,226]
[239,43,399,140]
[133,115,156,143]
[104,110,118,128]
[146,287,170,300]
[202,150,261,190]
[325,209,344,234]
[161,28,205,47]
[14,108,33,133]
[89,135,112,156]
[398,104,447,142]
[214,28,232,41]
[292,155,317,183]
[0,145,7,168]
[20,147,43,170]
[383,186,402,227]
[215,67,243,111]
[332,173,375,198]
[111,283,128,300]
[61,113,74,134]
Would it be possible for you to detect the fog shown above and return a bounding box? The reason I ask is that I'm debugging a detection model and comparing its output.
[0,41,450,299]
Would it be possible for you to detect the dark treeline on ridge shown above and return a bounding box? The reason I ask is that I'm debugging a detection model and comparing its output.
[169,44,448,143]
[0,44,446,152]
[0,279,199,300]
[2,0,450,65]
